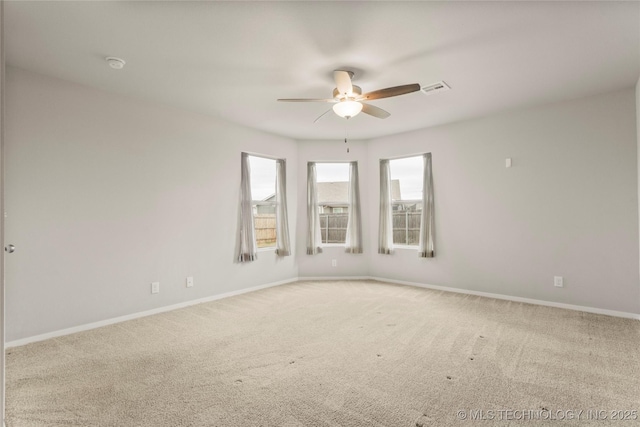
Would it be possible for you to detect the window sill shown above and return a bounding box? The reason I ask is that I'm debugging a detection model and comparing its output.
[321,244,346,248]
[393,245,418,250]
[257,247,276,252]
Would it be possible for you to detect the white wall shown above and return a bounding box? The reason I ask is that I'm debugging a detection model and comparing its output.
[4,67,298,341]
[0,1,6,421]
[6,66,639,344]
[637,76,640,288]
[296,139,369,278]
[368,89,640,314]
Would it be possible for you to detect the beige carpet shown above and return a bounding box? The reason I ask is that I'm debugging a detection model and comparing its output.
[6,280,640,426]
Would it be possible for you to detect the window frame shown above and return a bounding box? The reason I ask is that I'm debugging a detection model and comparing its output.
[246,153,279,251]
[387,154,426,249]
[314,161,352,247]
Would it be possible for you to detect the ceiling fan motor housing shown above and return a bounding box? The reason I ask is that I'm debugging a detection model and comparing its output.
[277,70,421,121]
[333,85,362,100]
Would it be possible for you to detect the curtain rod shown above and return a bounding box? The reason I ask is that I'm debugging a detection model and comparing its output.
[242,151,284,161]
[307,160,354,164]
[383,152,430,161]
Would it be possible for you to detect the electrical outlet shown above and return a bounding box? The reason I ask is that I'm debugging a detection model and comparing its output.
[151,282,160,294]
[554,276,564,288]
[186,276,194,288]
[331,259,337,267]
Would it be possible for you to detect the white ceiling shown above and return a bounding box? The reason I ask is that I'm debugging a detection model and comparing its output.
[5,1,640,140]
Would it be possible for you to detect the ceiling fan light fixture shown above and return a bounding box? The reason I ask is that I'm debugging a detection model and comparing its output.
[333,100,363,119]
[278,70,415,121]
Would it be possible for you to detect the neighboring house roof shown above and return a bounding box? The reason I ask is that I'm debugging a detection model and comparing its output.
[261,180,402,204]
[317,180,401,204]
[317,182,349,204]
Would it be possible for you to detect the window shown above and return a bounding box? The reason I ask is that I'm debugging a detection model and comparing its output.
[237,153,291,262]
[388,156,424,246]
[248,155,276,248]
[315,163,350,244]
[379,153,434,257]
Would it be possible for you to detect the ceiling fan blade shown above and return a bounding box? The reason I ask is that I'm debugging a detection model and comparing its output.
[359,83,421,101]
[313,109,333,123]
[361,103,390,119]
[333,70,353,96]
[278,98,336,102]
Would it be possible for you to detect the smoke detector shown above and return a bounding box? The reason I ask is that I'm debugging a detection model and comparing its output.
[105,57,126,70]
[421,81,450,95]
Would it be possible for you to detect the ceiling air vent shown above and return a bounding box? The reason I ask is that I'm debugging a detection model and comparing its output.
[421,81,450,95]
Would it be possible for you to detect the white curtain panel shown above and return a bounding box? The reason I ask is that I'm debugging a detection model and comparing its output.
[236,152,257,262]
[275,159,291,256]
[306,162,323,255]
[345,161,363,254]
[418,153,435,258]
[378,159,394,255]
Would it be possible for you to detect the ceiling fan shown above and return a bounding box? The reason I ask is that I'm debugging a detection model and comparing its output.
[278,70,421,122]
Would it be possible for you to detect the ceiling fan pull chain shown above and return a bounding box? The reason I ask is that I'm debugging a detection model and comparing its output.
[344,124,350,153]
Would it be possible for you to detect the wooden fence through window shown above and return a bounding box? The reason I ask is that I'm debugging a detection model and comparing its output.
[254,214,276,248]
[392,211,422,245]
[320,213,348,243]
[253,211,422,248]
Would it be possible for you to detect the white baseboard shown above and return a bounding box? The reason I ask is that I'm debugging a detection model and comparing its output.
[5,277,298,348]
[371,276,640,321]
[6,275,638,348]
[298,276,371,281]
